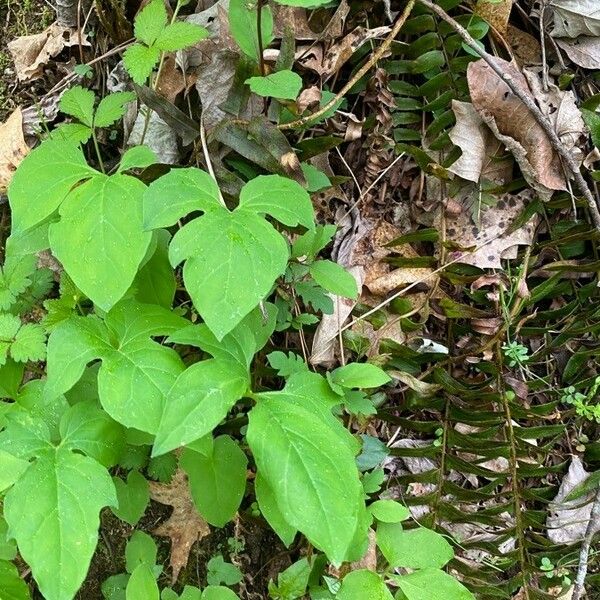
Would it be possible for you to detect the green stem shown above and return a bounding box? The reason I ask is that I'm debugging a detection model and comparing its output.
[91,128,105,173]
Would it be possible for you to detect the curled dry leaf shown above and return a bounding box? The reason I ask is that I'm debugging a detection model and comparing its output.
[547,457,600,544]
[303,26,391,79]
[467,57,568,196]
[555,36,600,69]
[149,468,211,583]
[443,190,538,270]
[7,22,89,82]
[0,109,30,193]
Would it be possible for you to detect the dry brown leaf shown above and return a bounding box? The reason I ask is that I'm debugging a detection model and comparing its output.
[475,0,512,37]
[556,36,600,69]
[157,55,196,104]
[448,100,511,184]
[296,86,321,113]
[303,26,391,79]
[550,0,600,38]
[467,57,566,195]
[149,469,210,583]
[443,189,538,269]
[0,109,30,193]
[7,23,88,82]
[507,25,542,66]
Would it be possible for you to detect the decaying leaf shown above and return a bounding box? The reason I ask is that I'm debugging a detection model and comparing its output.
[556,36,600,69]
[443,189,538,270]
[475,0,512,37]
[467,58,567,196]
[448,100,510,184]
[128,107,180,164]
[507,25,542,66]
[7,22,88,82]
[547,457,600,544]
[0,109,30,193]
[550,0,600,38]
[149,468,210,583]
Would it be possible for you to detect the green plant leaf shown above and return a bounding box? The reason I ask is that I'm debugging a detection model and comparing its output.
[229,0,273,62]
[49,173,152,311]
[272,0,331,6]
[4,447,116,600]
[134,0,167,45]
[112,470,150,526]
[125,531,157,573]
[51,123,93,144]
[94,91,137,128]
[0,449,30,492]
[155,22,209,51]
[123,44,161,85]
[0,253,36,311]
[337,570,393,600]
[0,560,31,600]
[181,435,247,527]
[143,167,222,229]
[8,140,95,234]
[300,163,331,192]
[267,351,308,377]
[152,359,247,456]
[268,558,310,600]
[309,260,357,299]
[391,569,475,600]
[376,524,453,569]
[254,472,297,547]
[9,323,46,364]
[329,363,390,389]
[118,145,157,173]
[245,70,302,100]
[201,587,239,600]
[247,375,367,563]
[238,175,314,229]
[59,85,95,127]
[369,500,410,523]
[169,208,288,340]
[126,564,159,600]
[206,556,242,587]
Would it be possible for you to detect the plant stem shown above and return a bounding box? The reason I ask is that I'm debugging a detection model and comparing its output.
[91,129,105,173]
[257,0,266,76]
[573,486,600,600]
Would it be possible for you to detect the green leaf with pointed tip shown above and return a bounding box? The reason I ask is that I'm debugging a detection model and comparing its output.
[4,447,116,600]
[155,21,209,51]
[247,375,367,563]
[391,569,475,600]
[255,472,297,546]
[181,435,247,527]
[123,44,161,85]
[134,0,167,45]
[94,91,137,127]
[0,412,53,460]
[309,260,358,299]
[170,209,288,340]
[337,570,393,600]
[49,173,152,311]
[9,323,46,364]
[152,359,247,456]
[0,560,31,600]
[59,85,95,127]
[330,363,390,389]
[238,175,314,229]
[0,253,36,311]
[118,145,157,173]
[246,70,302,100]
[229,0,273,62]
[143,167,222,229]
[376,524,453,569]
[0,449,29,492]
[202,587,239,600]
[126,564,159,600]
[112,470,150,526]
[8,140,95,234]
[51,123,93,144]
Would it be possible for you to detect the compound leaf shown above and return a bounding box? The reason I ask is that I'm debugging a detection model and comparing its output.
[123,44,161,85]
[94,91,137,128]
[59,85,95,127]
[155,22,209,51]
[134,0,167,46]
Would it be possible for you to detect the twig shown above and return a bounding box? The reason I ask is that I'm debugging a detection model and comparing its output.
[278,0,416,130]
[416,0,600,232]
[257,0,266,77]
[573,486,600,600]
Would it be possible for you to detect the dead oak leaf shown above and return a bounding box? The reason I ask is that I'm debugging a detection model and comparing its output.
[149,468,210,583]
[0,109,30,193]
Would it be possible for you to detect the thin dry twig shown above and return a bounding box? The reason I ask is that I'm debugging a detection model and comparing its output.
[278,0,416,130]
[417,0,600,231]
[573,486,600,600]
